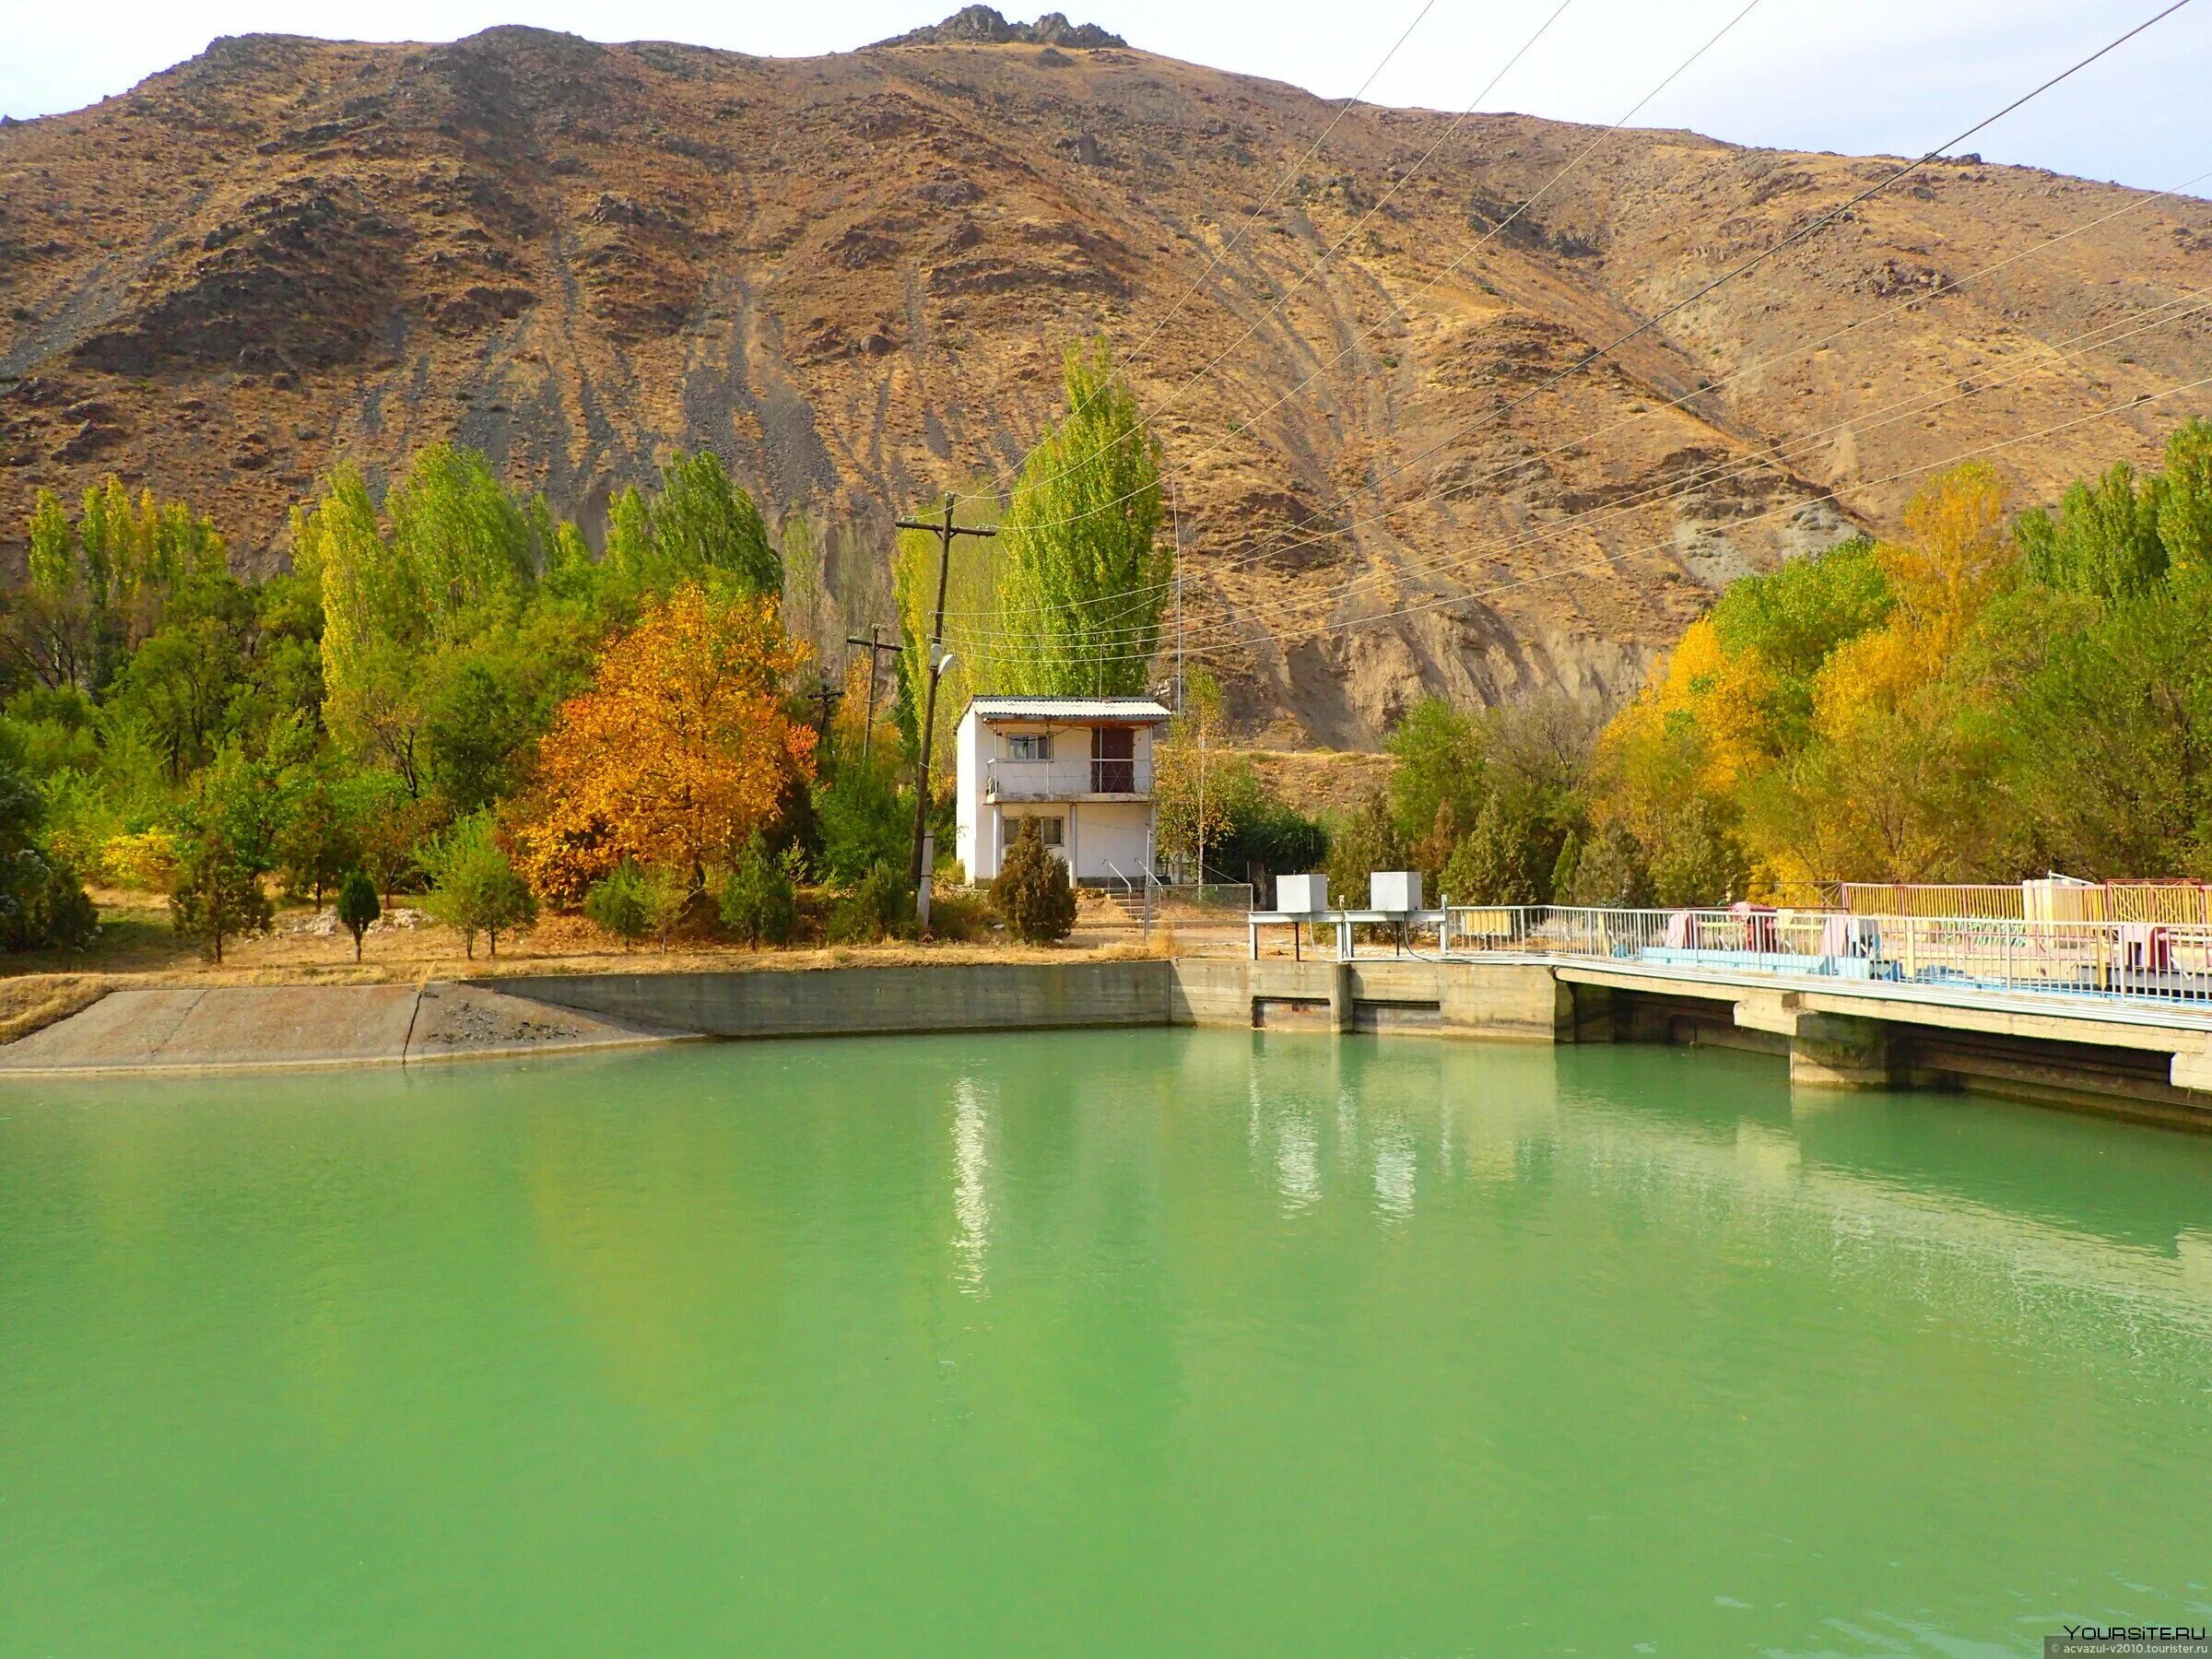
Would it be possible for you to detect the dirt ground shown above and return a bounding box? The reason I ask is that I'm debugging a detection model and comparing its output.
[0,885,1253,1041]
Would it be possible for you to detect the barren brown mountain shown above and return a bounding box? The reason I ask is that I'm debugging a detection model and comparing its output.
[3,13,2208,743]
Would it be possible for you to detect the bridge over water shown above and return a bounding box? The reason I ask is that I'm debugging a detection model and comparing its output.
[1233,903,2212,1129]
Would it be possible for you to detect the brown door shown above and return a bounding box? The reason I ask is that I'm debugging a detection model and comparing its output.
[1092,725,1135,793]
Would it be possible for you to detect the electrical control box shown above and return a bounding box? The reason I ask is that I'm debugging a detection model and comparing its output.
[1275,874,1329,915]
[1370,871,1423,913]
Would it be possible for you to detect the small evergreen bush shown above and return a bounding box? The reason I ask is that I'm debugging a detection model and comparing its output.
[993,818,1076,943]
[1568,822,1656,909]
[335,868,381,961]
[583,860,653,951]
[829,860,912,944]
[719,834,797,947]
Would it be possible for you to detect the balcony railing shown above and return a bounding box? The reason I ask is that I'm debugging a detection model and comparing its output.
[985,758,1151,799]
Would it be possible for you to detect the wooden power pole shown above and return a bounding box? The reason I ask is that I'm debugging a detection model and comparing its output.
[894,494,996,926]
[843,623,900,767]
[807,676,843,751]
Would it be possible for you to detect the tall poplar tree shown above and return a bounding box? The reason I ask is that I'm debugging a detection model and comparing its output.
[992,340,1168,696]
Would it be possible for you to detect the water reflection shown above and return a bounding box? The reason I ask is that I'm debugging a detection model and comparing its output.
[951,1077,990,1294]
[1275,1112,1322,1212]
[1371,1123,1417,1219]
[1218,1034,2212,1364]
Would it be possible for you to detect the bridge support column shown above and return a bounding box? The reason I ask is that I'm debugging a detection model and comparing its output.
[2173,1041,2212,1097]
[1565,981,1616,1043]
[1787,1013,1896,1088]
[1735,991,1894,1089]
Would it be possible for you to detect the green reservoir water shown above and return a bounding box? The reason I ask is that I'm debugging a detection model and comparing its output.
[2,1031,2209,1655]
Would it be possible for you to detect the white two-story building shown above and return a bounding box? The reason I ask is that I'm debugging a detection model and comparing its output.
[954,696,1171,884]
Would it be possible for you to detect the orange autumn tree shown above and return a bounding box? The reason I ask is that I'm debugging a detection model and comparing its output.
[515,584,816,904]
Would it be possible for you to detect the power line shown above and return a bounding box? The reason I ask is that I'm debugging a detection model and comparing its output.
[1284,0,2202,525]
[942,0,1583,520]
[1148,288,2212,643]
[940,154,2212,634]
[959,0,1765,547]
[934,282,2212,659]
[918,0,2206,683]
[954,372,2212,671]
[937,22,2206,628]
[1153,163,2212,597]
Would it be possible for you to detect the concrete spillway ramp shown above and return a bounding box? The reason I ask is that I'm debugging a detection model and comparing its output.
[0,982,698,1076]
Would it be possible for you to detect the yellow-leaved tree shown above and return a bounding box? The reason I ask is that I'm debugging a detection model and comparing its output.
[1758,464,2018,882]
[1811,462,2013,739]
[515,585,816,904]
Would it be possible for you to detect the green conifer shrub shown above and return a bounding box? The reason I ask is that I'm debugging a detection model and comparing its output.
[830,860,913,944]
[992,818,1077,943]
[719,834,797,947]
[335,868,381,962]
[583,860,653,951]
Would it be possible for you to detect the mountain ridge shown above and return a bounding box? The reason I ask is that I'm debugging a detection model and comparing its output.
[1,18,2206,743]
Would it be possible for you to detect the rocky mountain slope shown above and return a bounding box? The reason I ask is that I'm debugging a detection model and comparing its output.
[2,13,2207,743]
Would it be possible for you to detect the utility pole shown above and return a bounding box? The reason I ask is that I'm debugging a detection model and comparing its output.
[807,676,842,753]
[843,623,900,767]
[895,493,996,929]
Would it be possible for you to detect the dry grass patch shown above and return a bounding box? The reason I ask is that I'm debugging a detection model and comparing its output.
[0,974,112,1043]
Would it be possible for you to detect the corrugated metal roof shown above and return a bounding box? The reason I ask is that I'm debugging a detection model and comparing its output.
[967,696,1172,723]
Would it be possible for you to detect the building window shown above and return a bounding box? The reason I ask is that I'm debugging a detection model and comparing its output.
[1006,733,1052,761]
[1020,816,1065,848]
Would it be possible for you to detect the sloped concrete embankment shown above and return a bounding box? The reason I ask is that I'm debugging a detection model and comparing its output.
[495,960,1177,1037]
[0,961,1182,1077]
[0,982,695,1076]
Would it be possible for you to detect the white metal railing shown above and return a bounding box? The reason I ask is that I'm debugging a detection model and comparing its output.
[1431,905,2212,1018]
[985,757,1153,799]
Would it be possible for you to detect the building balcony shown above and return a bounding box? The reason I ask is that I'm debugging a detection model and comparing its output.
[984,758,1152,801]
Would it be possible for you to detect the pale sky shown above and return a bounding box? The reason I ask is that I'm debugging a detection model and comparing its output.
[5,0,2206,195]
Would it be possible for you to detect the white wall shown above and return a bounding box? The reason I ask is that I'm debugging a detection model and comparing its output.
[953,705,983,882]
[1065,801,1153,883]
[959,717,1162,883]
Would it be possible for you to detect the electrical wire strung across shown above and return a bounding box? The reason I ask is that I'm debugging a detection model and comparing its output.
[937,8,2205,627]
[947,0,1586,520]
[944,290,2212,653]
[933,216,2212,664]
[944,372,2212,671]
[1265,0,2202,522]
[927,1,2206,678]
[954,0,1765,548]
[1142,287,2212,642]
[1143,164,2212,598]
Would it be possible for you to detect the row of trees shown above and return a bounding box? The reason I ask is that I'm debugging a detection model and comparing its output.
[40,351,2191,958]
[1586,418,2212,891]
[0,440,821,958]
[0,338,1243,959]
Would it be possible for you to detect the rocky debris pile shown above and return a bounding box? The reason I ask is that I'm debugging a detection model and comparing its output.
[411,987,589,1047]
[287,905,432,937]
[873,7,1127,49]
